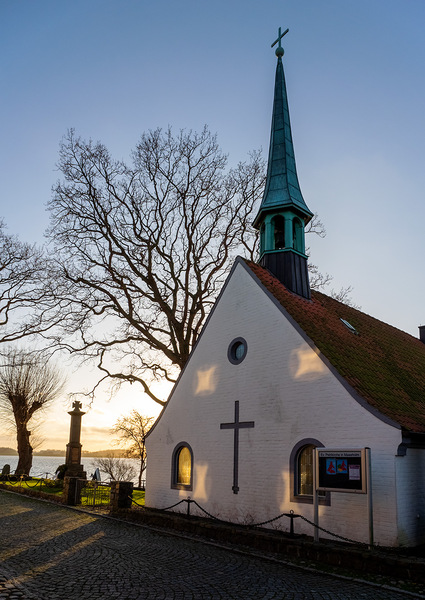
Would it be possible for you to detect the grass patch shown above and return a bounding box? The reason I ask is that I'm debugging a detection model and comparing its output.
[133,489,145,505]
[1,478,145,506]
[0,478,63,496]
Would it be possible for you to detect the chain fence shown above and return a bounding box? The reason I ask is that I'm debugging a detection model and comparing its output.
[0,471,386,549]
[0,471,62,491]
[0,471,114,509]
[131,495,378,548]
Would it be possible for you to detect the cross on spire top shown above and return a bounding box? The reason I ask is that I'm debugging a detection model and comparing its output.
[271,27,289,57]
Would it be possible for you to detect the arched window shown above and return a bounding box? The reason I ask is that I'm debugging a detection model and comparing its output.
[272,216,285,249]
[290,439,330,505]
[298,444,314,496]
[292,218,303,252]
[171,443,193,490]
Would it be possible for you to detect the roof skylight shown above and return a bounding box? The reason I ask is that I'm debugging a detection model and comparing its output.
[340,318,358,335]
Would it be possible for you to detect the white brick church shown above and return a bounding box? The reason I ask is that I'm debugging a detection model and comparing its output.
[145,30,425,547]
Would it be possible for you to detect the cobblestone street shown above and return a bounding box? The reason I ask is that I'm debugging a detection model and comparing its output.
[0,491,423,600]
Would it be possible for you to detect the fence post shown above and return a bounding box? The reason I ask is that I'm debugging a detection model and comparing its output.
[288,512,295,537]
[110,481,133,511]
[366,447,374,549]
[313,448,319,542]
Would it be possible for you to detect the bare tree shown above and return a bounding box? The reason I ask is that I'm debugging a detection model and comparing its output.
[0,221,56,345]
[112,411,155,487]
[46,127,265,405]
[0,349,65,475]
[45,127,356,407]
[91,456,137,482]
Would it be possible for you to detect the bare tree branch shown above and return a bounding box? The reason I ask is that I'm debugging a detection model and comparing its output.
[45,127,265,404]
[43,126,356,405]
[91,456,137,482]
[0,221,61,345]
[0,348,65,475]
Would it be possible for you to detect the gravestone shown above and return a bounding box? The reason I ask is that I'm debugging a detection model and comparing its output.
[1,464,10,477]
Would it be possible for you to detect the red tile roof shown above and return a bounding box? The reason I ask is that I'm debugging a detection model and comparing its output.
[244,259,425,434]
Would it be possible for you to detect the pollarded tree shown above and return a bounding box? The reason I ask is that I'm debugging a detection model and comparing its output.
[46,127,265,405]
[0,349,65,475]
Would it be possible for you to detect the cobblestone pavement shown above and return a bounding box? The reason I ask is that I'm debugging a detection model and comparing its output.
[0,491,422,600]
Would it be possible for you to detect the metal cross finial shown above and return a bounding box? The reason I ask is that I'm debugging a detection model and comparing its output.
[271,27,289,57]
[271,26,289,49]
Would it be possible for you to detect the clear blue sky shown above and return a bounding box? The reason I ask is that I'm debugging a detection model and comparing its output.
[1,1,425,449]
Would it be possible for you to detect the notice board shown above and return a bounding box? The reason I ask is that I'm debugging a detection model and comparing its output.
[316,448,366,493]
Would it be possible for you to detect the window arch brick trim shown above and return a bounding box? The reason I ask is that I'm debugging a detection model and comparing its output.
[171,442,193,491]
[289,438,330,506]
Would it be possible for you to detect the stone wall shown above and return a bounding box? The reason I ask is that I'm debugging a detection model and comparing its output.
[110,481,133,510]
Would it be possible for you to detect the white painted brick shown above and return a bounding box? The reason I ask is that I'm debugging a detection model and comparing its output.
[146,262,418,547]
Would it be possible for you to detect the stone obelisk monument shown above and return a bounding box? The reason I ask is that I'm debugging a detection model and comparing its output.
[65,401,87,478]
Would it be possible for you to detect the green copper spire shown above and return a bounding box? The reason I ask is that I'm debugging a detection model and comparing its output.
[253,28,313,228]
[254,28,312,299]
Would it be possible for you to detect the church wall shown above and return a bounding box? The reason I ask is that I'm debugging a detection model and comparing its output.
[395,449,425,546]
[146,262,404,546]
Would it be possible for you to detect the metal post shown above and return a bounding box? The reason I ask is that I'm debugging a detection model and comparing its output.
[366,447,374,548]
[289,513,294,537]
[313,448,319,542]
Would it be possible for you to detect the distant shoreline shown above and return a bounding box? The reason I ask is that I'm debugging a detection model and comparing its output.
[0,447,128,458]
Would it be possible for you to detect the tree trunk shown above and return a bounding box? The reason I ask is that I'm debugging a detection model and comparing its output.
[15,424,33,476]
[138,461,143,488]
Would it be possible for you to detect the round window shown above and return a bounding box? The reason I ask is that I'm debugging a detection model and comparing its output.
[228,337,248,365]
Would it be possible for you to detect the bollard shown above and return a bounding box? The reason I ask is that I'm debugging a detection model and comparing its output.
[186,497,193,516]
[284,511,301,537]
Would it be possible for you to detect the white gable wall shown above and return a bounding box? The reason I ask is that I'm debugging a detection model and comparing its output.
[146,262,404,546]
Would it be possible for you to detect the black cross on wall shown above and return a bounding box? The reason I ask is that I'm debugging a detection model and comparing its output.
[220,401,255,494]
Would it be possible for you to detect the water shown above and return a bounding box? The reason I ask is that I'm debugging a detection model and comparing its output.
[0,455,141,484]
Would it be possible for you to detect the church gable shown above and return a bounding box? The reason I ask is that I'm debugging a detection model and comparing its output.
[148,257,410,451]
[148,258,340,442]
[146,258,401,483]
[146,258,402,543]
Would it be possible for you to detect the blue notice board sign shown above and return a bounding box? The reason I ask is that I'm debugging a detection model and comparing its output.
[316,449,366,493]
